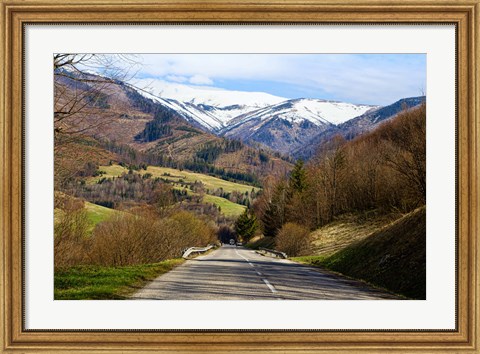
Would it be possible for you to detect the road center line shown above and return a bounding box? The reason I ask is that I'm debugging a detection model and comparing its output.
[235,250,249,262]
[262,279,277,293]
[236,248,279,297]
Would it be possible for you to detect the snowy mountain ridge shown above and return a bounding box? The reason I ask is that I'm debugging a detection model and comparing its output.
[225,98,377,132]
[130,80,377,132]
[127,80,392,156]
[130,81,287,130]
[131,78,287,108]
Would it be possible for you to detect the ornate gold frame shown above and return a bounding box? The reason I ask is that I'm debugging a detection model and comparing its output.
[1,1,479,352]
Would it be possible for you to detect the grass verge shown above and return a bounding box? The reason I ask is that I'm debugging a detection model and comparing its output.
[309,210,400,255]
[54,259,185,300]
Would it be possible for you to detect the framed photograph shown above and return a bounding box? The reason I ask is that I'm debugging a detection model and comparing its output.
[1,0,478,352]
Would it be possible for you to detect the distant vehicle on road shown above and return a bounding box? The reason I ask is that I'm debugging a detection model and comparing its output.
[236,242,243,247]
[229,239,235,245]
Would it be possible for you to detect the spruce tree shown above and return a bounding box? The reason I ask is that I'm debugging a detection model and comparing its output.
[289,159,307,192]
[262,202,282,237]
[261,181,287,237]
[235,209,258,242]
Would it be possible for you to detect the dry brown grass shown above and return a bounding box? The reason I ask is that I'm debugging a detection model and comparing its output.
[299,207,426,299]
[310,211,401,256]
[246,235,275,250]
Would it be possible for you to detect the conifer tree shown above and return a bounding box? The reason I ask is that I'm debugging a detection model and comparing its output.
[235,209,258,242]
[289,159,307,192]
[260,181,287,237]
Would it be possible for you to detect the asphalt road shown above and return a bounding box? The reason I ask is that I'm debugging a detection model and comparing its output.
[132,245,398,300]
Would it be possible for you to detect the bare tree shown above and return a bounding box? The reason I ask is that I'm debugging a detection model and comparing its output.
[54,54,140,188]
[379,103,426,204]
[54,54,139,147]
[313,135,347,223]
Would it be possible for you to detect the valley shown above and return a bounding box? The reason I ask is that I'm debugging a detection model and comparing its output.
[53,54,426,300]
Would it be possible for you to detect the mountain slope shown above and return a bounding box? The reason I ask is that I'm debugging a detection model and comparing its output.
[304,207,426,299]
[225,98,376,128]
[221,98,375,155]
[55,73,292,184]
[293,96,426,159]
[124,84,293,181]
[130,79,286,131]
[131,78,286,108]
[338,96,426,139]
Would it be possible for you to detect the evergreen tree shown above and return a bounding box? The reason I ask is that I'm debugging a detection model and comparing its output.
[261,202,282,237]
[261,181,287,237]
[289,159,307,192]
[134,108,174,142]
[235,209,258,242]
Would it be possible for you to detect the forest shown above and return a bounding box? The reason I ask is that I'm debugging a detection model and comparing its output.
[243,103,426,257]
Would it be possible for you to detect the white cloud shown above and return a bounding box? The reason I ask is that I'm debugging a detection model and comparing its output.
[115,54,426,105]
[165,75,188,83]
[188,74,213,85]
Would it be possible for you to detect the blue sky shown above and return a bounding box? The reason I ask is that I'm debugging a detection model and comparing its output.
[127,54,425,105]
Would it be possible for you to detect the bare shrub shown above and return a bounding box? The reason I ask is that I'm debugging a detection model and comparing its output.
[89,214,165,266]
[54,207,90,269]
[169,211,217,247]
[87,211,215,267]
[275,223,311,257]
[54,191,84,211]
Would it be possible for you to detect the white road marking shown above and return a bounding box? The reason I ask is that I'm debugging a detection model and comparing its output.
[235,250,249,262]
[237,248,278,296]
[262,279,277,293]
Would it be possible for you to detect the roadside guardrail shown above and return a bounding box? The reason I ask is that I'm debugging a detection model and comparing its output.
[182,244,215,259]
[257,247,288,259]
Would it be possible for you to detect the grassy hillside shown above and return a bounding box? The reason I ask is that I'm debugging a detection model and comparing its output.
[202,194,246,217]
[145,166,260,194]
[310,211,401,256]
[93,164,259,194]
[84,201,119,232]
[89,164,251,218]
[55,199,120,235]
[295,207,426,299]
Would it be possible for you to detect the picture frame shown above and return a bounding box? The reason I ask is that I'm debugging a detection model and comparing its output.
[1,0,478,352]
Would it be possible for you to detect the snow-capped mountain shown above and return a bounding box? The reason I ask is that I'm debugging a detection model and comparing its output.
[224,98,376,131]
[132,79,286,107]
[220,98,376,154]
[131,81,375,131]
[130,79,286,130]
[127,81,383,155]
[292,96,426,159]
